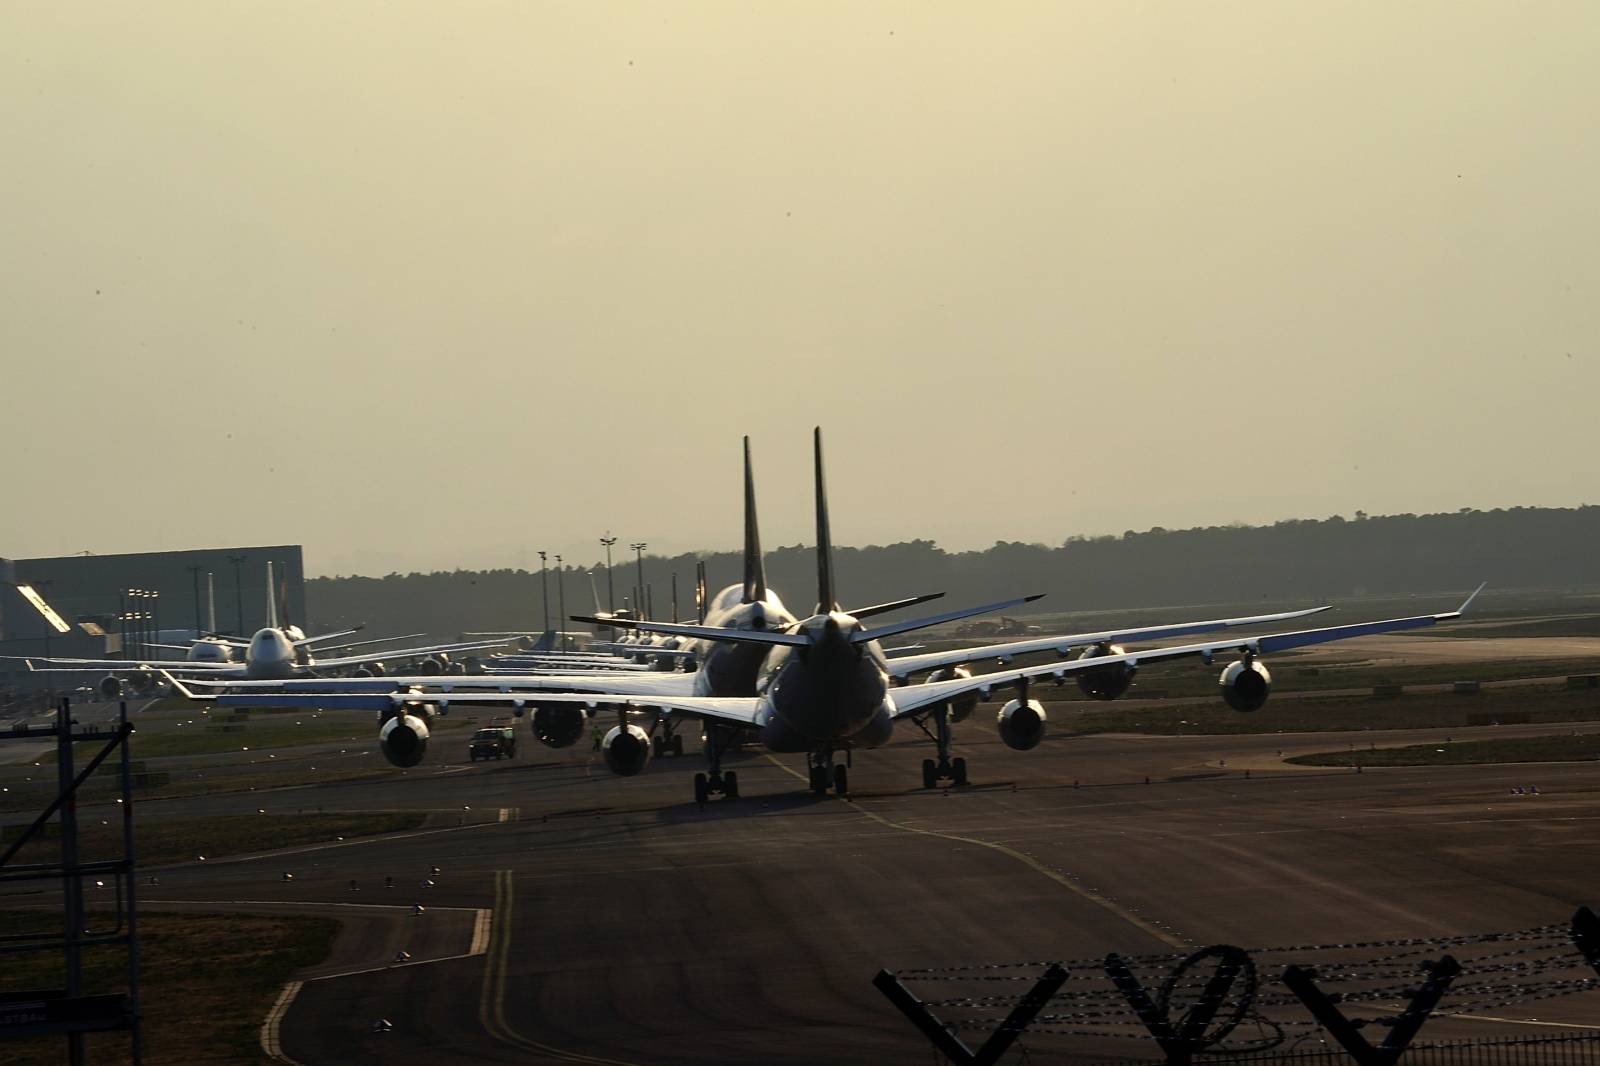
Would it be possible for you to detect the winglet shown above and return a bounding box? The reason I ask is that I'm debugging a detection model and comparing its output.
[1458,581,1486,615]
[162,671,205,701]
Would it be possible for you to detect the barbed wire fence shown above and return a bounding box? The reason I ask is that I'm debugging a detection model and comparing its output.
[875,907,1600,1065]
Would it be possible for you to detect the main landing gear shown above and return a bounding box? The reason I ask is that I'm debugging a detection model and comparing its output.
[693,725,739,804]
[807,749,851,797]
[651,718,685,757]
[916,704,968,789]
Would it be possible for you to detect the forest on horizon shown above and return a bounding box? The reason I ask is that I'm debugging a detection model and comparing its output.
[304,505,1600,634]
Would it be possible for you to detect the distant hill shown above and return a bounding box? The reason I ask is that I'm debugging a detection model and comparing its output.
[305,505,1600,634]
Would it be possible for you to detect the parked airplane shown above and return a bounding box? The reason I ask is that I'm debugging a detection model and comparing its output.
[168,430,1483,803]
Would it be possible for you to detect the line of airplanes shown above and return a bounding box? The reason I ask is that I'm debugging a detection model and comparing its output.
[158,430,1484,804]
[13,561,513,696]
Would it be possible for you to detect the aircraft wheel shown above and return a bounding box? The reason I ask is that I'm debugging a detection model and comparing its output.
[652,736,665,757]
[952,757,968,787]
[671,734,684,756]
[808,765,828,796]
[832,765,849,796]
[921,759,937,790]
[693,773,709,804]
[723,770,739,799]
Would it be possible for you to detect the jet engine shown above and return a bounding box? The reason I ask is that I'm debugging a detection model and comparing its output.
[601,723,652,776]
[997,698,1047,751]
[926,665,977,722]
[128,671,159,695]
[378,705,433,767]
[97,675,124,701]
[418,655,447,676]
[1219,659,1272,712]
[1075,644,1134,700]
[354,661,387,678]
[531,705,588,748]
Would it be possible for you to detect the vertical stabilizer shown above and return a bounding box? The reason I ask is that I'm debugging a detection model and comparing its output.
[206,572,217,635]
[265,561,277,632]
[813,427,837,613]
[588,572,603,614]
[695,561,708,623]
[741,436,767,604]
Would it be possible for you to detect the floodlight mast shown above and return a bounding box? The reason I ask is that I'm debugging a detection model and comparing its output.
[538,551,549,636]
[631,544,648,620]
[599,534,618,613]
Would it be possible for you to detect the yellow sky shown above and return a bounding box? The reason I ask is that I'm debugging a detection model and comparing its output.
[2,3,1595,575]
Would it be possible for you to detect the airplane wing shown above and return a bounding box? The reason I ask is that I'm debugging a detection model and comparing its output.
[887,603,1333,680]
[165,674,765,727]
[7,655,242,673]
[291,627,367,649]
[309,638,513,670]
[888,587,1482,720]
[172,669,700,698]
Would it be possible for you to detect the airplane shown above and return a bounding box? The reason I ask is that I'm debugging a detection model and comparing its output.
[14,563,508,693]
[167,429,1484,804]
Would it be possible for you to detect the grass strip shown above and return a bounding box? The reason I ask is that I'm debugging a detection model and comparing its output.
[0,910,338,1064]
[1,811,427,867]
[1287,733,1600,767]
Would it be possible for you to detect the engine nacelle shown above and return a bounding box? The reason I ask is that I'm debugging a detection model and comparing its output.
[997,698,1047,751]
[1075,644,1134,700]
[128,671,159,695]
[601,723,652,777]
[98,675,125,701]
[378,709,432,767]
[531,705,588,748]
[926,665,977,722]
[1219,659,1272,712]
[419,656,445,676]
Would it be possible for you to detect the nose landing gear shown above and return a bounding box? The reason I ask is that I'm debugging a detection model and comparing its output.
[807,750,850,796]
[917,705,968,789]
[693,725,739,804]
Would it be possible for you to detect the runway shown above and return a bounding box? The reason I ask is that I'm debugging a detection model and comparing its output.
[102,704,1600,1064]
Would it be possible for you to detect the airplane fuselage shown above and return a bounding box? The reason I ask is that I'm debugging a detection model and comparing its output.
[692,587,798,699]
[244,627,299,680]
[754,612,895,753]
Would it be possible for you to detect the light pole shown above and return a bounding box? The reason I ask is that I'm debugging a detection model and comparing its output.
[599,534,618,613]
[630,543,647,620]
[554,555,567,651]
[228,554,247,635]
[538,551,549,637]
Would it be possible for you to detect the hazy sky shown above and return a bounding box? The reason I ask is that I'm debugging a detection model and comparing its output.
[3,3,1595,576]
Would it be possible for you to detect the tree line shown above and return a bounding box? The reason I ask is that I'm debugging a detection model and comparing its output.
[305,505,1600,634]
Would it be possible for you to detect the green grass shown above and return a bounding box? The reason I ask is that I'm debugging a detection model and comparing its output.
[1051,685,1600,736]
[1,811,429,866]
[126,718,371,759]
[0,910,338,1064]
[1288,733,1600,767]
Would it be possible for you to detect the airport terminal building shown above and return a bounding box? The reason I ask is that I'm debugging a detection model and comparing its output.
[0,545,305,693]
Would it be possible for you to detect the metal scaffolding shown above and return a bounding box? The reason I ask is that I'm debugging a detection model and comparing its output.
[0,698,142,1063]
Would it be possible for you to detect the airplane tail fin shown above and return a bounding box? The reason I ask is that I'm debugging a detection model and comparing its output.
[531,629,556,652]
[741,436,767,604]
[588,572,603,614]
[695,561,708,623]
[265,561,276,633]
[813,427,836,614]
[206,572,217,635]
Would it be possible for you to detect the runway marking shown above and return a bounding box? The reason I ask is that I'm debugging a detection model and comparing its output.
[763,755,1187,950]
[478,869,640,1065]
[259,979,304,1065]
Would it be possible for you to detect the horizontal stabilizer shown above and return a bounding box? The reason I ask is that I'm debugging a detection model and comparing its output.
[851,594,1044,645]
[292,626,366,649]
[571,615,809,648]
[847,592,944,621]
